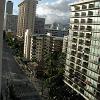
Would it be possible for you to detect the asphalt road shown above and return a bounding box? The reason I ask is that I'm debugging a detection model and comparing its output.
[2,41,41,100]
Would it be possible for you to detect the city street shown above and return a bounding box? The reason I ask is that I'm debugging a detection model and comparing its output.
[2,41,41,100]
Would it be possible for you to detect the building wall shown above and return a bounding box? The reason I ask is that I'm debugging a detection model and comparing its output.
[0,0,5,95]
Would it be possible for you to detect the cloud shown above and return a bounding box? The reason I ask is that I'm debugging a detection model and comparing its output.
[36,0,78,24]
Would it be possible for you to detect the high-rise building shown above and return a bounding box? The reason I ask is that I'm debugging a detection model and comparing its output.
[17,0,37,38]
[34,17,45,35]
[6,0,13,14]
[24,32,63,63]
[5,14,18,37]
[0,0,5,95]
[64,0,100,100]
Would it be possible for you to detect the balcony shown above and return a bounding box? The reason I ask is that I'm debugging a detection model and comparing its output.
[82,68,87,74]
[85,40,91,46]
[74,5,80,10]
[73,32,78,36]
[82,62,88,68]
[72,38,77,43]
[86,33,92,39]
[81,12,86,17]
[83,54,89,61]
[81,75,86,81]
[79,39,84,45]
[81,19,86,23]
[84,48,90,54]
[79,32,84,37]
[87,18,93,23]
[80,88,84,94]
[76,59,82,65]
[88,11,93,16]
[70,57,75,63]
[68,79,73,85]
[80,81,86,88]
[75,13,80,17]
[70,63,75,68]
[71,50,76,56]
[77,53,82,59]
[73,83,78,89]
[80,26,85,30]
[72,44,77,50]
[78,46,83,52]
[74,78,79,83]
[73,25,79,30]
[69,68,74,74]
[74,71,81,78]
[74,19,79,23]
[82,5,87,9]
[76,66,81,71]
[69,73,74,79]
[89,4,94,8]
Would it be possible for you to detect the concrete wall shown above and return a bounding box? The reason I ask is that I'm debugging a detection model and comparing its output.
[0,0,5,95]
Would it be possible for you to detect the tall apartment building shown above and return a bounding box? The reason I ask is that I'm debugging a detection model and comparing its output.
[24,32,63,63]
[0,0,5,95]
[30,34,63,63]
[6,0,13,14]
[64,0,100,100]
[34,17,45,35]
[17,0,37,38]
[5,14,18,36]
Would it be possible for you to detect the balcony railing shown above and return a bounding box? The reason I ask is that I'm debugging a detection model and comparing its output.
[73,32,78,36]
[74,6,80,10]
[89,4,94,8]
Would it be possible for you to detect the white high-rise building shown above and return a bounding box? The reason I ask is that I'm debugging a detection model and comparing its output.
[64,0,100,100]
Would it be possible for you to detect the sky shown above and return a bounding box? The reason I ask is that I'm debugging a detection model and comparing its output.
[8,0,77,24]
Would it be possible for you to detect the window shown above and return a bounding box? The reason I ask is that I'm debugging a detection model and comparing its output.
[82,5,87,9]
[81,12,86,16]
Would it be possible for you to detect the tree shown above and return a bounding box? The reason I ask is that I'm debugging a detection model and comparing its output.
[42,52,67,100]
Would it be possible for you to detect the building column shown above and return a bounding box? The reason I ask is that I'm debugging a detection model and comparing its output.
[0,0,5,95]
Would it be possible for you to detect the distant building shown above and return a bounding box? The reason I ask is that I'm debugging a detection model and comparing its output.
[17,0,37,38]
[45,23,69,37]
[34,17,45,35]
[5,14,18,36]
[6,1,13,14]
[24,32,63,63]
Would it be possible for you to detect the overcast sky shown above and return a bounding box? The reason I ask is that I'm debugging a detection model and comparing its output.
[9,0,78,24]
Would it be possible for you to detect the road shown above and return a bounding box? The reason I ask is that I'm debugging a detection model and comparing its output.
[2,41,41,100]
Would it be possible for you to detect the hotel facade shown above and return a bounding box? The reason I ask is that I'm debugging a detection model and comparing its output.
[64,0,100,100]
